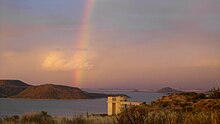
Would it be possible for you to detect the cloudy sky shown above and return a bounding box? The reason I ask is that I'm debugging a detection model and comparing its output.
[0,0,220,89]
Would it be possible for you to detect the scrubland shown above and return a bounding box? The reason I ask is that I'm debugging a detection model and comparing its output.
[1,89,220,124]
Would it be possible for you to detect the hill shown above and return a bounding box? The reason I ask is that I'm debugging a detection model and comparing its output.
[0,80,31,97]
[157,87,182,94]
[11,84,108,99]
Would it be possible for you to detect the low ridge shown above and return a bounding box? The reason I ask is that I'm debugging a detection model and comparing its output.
[0,80,31,97]
[157,87,183,94]
[11,84,107,99]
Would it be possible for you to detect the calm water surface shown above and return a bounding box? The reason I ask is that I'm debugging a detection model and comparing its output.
[0,91,164,116]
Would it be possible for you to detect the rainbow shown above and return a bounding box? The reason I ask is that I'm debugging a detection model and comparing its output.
[74,0,95,87]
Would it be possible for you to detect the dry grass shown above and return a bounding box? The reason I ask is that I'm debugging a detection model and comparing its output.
[1,110,219,124]
[0,112,115,124]
[114,106,220,124]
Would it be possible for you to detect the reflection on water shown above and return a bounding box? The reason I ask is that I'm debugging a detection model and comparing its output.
[0,91,164,116]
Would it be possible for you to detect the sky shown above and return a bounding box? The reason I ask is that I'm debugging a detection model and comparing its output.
[0,0,220,90]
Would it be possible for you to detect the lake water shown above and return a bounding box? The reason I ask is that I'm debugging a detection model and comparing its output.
[0,91,164,116]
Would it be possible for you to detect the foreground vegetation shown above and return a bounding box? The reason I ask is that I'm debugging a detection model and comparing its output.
[116,108,220,124]
[0,112,114,124]
[1,89,220,124]
[1,110,219,124]
[115,89,220,124]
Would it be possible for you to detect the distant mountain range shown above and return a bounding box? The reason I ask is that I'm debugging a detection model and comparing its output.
[0,80,126,99]
[93,87,183,93]
[0,80,186,99]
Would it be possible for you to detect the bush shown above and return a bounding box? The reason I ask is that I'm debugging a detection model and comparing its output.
[21,111,56,124]
[0,118,3,124]
[114,106,220,124]
[209,88,220,99]
[60,116,86,124]
[179,92,206,100]
[1,115,19,124]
